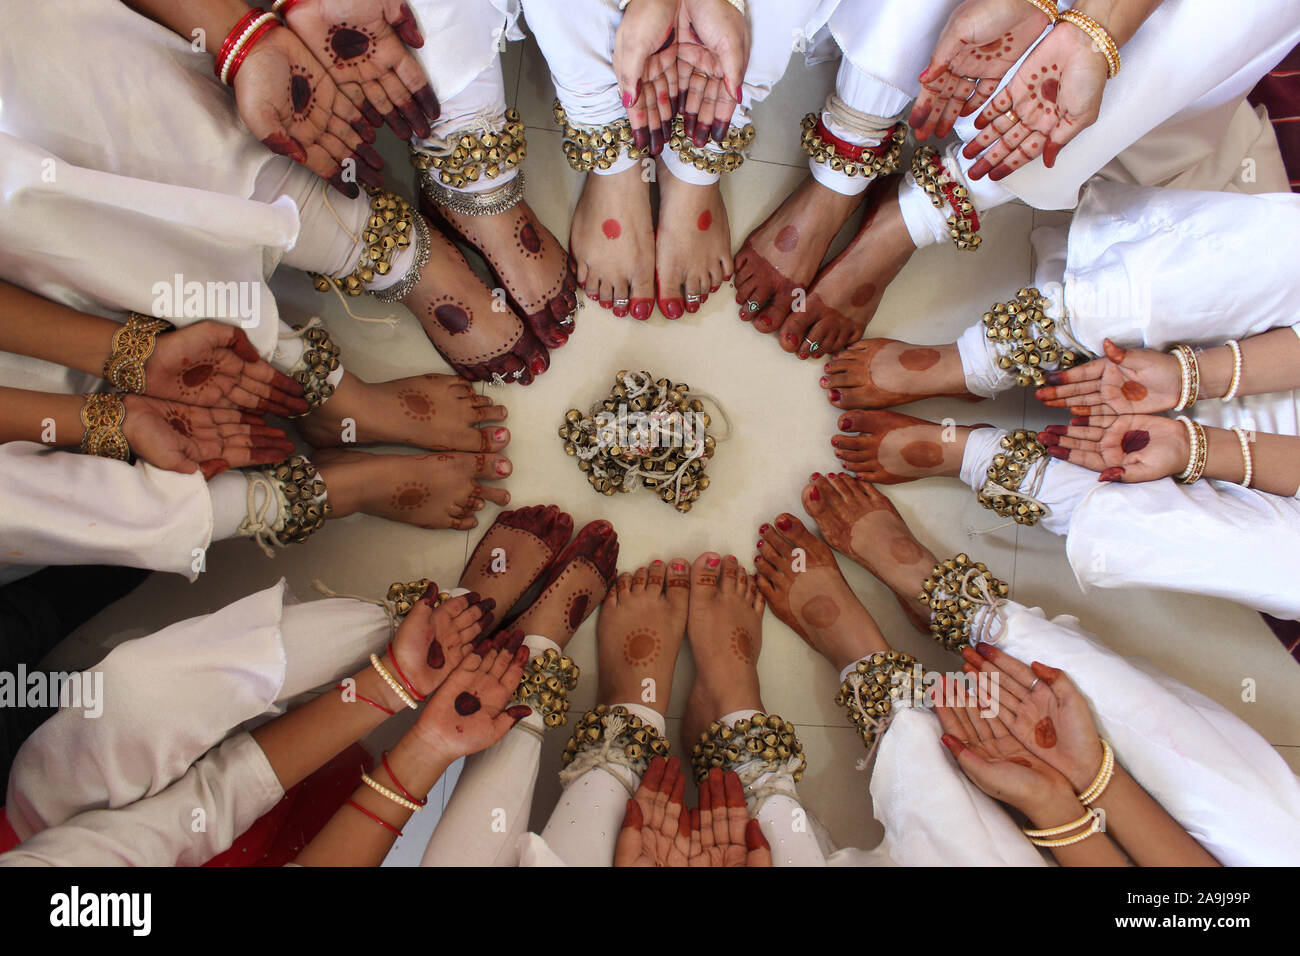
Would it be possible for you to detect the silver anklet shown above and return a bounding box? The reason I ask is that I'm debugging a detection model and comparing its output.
[419,171,526,218]
[370,210,432,304]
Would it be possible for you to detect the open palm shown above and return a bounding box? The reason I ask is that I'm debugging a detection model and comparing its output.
[146,322,308,417]
[119,395,295,478]
[1041,412,1188,483]
[1035,339,1182,416]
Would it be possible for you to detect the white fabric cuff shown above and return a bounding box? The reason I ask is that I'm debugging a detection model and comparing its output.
[959,426,1009,493]
[660,147,721,186]
[592,152,640,177]
[898,168,948,249]
[209,470,268,542]
[810,157,873,197]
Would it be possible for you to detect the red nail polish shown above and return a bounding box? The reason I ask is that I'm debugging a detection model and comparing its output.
[811,472,822,480]
[493,428,508,442]
[819,376,829,388]
[759,524,770,533]
[831,436,840,447]
[839,416,852,430]
[829,389,842,403]
[776,516,792,531]
[495,459,511,476]
[809,487,820,501]
[706,556,720,568]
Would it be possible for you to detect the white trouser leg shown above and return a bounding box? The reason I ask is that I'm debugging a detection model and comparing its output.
[416,59,519,194]
[420,634,558,865]
[974,601,1300,865]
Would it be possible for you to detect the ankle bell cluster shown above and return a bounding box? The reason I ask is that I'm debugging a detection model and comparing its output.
[311,191,429,303]
[385,579,450,618]
[667,115,755,175]
[240,454,330,556]
[983,287,1086,387]
[511,647,580,728]
[284,322,340,414]
[800,114,906,180]
[690,712,805,782]
[978,429,1049,526]
[912,146,981,251]
[554,100,646,173]
[837,650,921,751]
[561,704,670,777]
[410,110,527,189]
[919,553,1009,652]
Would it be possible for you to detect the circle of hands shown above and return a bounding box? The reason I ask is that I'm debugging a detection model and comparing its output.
[387,589,534,761]
[614,757,772,867]
[936,642,1105,814]
[234,0,440,194]
[1034,339,1190,484]
[614,0,750,153]
[120,321,306,478]
[911,0,1110,180]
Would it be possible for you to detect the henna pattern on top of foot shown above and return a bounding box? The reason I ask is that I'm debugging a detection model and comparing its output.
[623,626,662,665]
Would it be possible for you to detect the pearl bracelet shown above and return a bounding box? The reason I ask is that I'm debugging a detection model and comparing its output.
[361,772,424,812]
[1025,809,1103,848]
[1077,739,1114,805]
[1232,426,1254,489]
[219,12,280,87]
[1221,340,1243,402]
[1175,415,1208,484]
[369,654,418,710]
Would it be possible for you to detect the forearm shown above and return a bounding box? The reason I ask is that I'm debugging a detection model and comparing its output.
[1203,427,1300,497]
[294,733,452,867]
[1023,790,1131,866]
[0,282,118,377]
[121,0,251,46]
[0,388,85,447]
[1087,767,1220,866]
[1073,0,1165,46]
[1197,329,1300,400]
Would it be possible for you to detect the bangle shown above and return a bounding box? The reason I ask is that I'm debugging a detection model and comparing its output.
[1232,426,1254,489]
[271,0,304,14]
[1021,0,1058,21]
[1175,415,1208,484]
[103,314,172,394]
[381,752,427,807]
[1024,808,1102,847]
[1221,340,1243,402]
[360,772,424,812]
[336,682,396,717]
[218,12,281,87]
[344,798,403,836]
[1170,344,1200,411]
[215,8,263,74]
[721,0,746,15]
[384,642,425,702]
[370,653,418,710]
[1057,8,1121,79]
[1077,739,1114,805]
[80,393,131,461]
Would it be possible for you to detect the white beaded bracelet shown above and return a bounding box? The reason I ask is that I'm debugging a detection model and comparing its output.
[1221,340,1243,402]
[361,772,423,812]
[369,654,418,710]
[220,12,279,87]
[1232,426,1253,489]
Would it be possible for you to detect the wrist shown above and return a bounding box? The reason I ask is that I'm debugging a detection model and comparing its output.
[356,663,407,715]
[1066,740,1105,792]
[386,734,452,796]
[1202,426,1247,484]
[1051,18,1112,73]
[1196,346,1233,400]
[198,0,256,47]
[1022,786,1087,830]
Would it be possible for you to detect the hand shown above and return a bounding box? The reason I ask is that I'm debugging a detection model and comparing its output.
[409,630,531,761]
[673,0,748,142]
[962,20,1109,180]
[614,755,693,866]
[1038,411,1189,483]
[144,322,308,417]
[386,590,498,700]
[614,0,679,153]
[959,644,1105,792]
[279,0,439,139]
[119,394,295,478]
[911,0,1054,140]
[1034,339,1182,416]
[934,677,1078,817]
[235,23,385,195]
[687,766,771,867]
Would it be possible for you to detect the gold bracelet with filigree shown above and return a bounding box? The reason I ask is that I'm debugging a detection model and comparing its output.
[103,314,173,394]
[919,554,1009,651]
[554,100,645,173]
[837,650,921,751]
[561,705,670,777]
[1021,0,1058,22]
[983,287,1087,387]
[668,114,755,175]
[800,114,906,179]
[79,392,131,461]
[410,109,526,189]
[511,647,580,728]
[913,146,981,251]
[311,191,419,299]
[1057,8,1120,78]
[978,429,1049,526]
[690,712,806,782]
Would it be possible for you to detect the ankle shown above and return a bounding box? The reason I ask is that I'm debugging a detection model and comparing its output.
[315,459,362,518]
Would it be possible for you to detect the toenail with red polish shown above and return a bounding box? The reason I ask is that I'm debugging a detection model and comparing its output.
[495,459,511,476]
[809,487,820,501]
[829,389,842,402]
[776,516,792,531]
[819,376,829,388]
[831,436,840,447]
[706,556,720,568]
[839,416,852,430]
[493,428,508,442]
[759,524,771,533]
[672,560,687,571]
[530,358,547,375]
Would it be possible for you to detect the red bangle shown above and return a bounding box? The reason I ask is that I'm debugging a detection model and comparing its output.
[272,0,307,15]
[380,752,428,806]
[344,798,403,836]
[214,8,267,79]
[224,17,282,87]
[336,682,395,717]
[385,643,426,701]
[813,116,898,163]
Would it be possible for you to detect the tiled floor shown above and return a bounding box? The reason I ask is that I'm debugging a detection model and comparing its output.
[52,34,1300,861]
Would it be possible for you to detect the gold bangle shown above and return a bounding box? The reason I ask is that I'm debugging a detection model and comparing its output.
[1027,810,1103,847]
[1057,8,1121,78]
[1077,739,1114,805]
[79,393,131,461]
[1021,0,1058,21]
[1232,426,1254,489]
[360,772,423,812]
[103,314,172,394]
[720,0,746,15]
[1024,807,1095,839]
[369,653,418,711]
[1170,344,1200,411]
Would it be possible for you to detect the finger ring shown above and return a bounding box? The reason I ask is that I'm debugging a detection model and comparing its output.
[613,297,629,309]
[685,293,702,304]
[960,75,980,83]
[745,300,761,313]
[1028,677,1041,693]
[1003,108,1021,125]
[803,339,820,353]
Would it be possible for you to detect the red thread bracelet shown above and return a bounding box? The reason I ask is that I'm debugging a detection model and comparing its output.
[224,17,282,87]
[940,179,980,232]
[814,116,897,162]
[345,798,403,836]
[336,682,395,717]
[381,752,427,807]
[385,643,426,701]
[215,8,265,78]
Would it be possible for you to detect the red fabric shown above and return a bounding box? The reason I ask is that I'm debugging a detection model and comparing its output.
[1249,43,1300,192]
[0,809,19,854]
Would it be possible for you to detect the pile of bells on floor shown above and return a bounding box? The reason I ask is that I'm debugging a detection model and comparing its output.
[558,370,716,513]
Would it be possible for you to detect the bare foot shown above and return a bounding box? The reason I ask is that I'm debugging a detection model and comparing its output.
[402,221,550,385]
[299,370,509,452]
[733,176,863,334]
[774,179,916,359]
[753,516,888,672]
[820,339,976,410]
[655,166,732,319]
[682,554,766,745]
[570,166,655,320]
[598,558,691,717]
[800,474,935,633]
[510,520,619,647]
[832,410,972,482]
[313,447,511,530]
[459,505,575,617]
[420,190,579,349]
